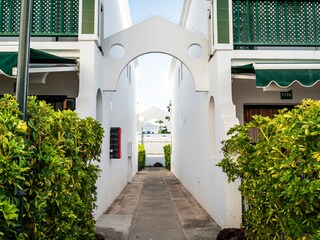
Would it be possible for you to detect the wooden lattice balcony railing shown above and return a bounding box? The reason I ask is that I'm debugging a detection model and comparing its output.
[233,0,320,47]
[0,0,79,37]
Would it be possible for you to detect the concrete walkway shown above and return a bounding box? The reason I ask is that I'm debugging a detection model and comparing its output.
[95,168,221,240]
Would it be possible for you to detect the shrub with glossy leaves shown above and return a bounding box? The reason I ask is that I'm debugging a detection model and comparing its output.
[218,99,320,240]
[0,95,104,239]
[0,95,28,239]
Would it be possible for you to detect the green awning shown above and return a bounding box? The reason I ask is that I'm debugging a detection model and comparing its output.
[232,63,320,88]
[0,49,77,77]
[231,64,255,74]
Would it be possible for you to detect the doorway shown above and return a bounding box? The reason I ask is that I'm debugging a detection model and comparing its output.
[244,104,295,142]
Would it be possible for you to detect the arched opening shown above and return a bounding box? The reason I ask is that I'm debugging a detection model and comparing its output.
[113,52,197,171]
[99,10,212,229]
[209,97,216,160]
[134,53,173,168]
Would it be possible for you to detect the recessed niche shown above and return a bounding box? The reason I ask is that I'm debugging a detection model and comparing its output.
[187,44,203,59]
[110,44,125,59]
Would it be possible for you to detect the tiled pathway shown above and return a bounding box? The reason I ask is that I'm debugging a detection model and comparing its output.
[96,168,221,240]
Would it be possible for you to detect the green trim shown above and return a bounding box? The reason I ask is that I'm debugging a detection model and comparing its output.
[0,32,78,37]
[70,0,74,33]
[0,49,76,77]
[234,42,320,46]
[304,1,307,43]
[0,52,18,77]
[39,0,43,33]
[29,49,77,64]
[81,0,95,34]
[0,1,3,32]
[50,0,54,33]
[233,0,320,47]
[256,69,320,88]
[284,1,288,42]
[59,0,64,33]
[0,0,79,37]
[232,63,320,88]
[313,1,317,44]
[255,0,260,43]
[246,0,250,42]
[232,64,255,74]
[236,0,240,43]
[275,1,279,42]
[217,0,230,44]
[9,0,12,32]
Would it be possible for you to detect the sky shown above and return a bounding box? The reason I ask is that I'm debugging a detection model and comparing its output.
[128,0,183,25]
[128,0,184,113]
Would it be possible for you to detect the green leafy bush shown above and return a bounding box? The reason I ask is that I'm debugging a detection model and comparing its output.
[163,144,171,170]
[0,95,104,239]
[218,99,320,240]
[0,95,28,239]
[138,144,146,170]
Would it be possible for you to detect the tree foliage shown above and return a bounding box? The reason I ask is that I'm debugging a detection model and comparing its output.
[218,99,320,240]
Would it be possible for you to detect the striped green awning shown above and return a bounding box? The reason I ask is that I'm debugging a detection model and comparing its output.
[232,63,320,88]
[0,49,77,77]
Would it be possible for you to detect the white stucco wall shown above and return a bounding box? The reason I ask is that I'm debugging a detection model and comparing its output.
[94,63,137,219]
[171,58,242,229]
[184,0,209,38]
[104,0,132,38]
[78,1,137,220]
[170,0,242,229]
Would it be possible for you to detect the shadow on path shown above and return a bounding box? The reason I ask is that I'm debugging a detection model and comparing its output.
[96,168,221,240]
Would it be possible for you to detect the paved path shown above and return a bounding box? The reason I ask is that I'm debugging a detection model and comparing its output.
[95,168,221,240]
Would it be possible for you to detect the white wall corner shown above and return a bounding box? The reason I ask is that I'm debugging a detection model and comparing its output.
[226,178,242,228]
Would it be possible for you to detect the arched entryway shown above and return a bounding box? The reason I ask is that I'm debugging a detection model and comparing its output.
[102,16,210,175]
[101,16,209,92]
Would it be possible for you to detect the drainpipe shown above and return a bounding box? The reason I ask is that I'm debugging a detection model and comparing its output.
[16,0,32,117]
[15,0,33,234]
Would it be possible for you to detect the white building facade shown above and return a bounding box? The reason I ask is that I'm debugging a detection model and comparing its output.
[0,0,319,229]
[0,0,138,220]
[170,0,320,229]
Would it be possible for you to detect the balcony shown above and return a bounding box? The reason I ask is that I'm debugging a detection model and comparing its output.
[233,0,320,48]
[0,0,78,37]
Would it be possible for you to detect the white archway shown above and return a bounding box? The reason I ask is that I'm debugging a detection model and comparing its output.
[102,16,209,92]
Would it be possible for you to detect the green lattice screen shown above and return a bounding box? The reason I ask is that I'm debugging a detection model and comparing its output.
[233,0,320,47]
[0,0,79,36]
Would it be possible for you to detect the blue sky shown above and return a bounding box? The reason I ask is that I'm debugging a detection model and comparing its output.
[129,0,183,24]
[128,0,183,113]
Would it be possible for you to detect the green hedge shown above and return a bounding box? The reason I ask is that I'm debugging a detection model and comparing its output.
[0,95,104,239]
[163,144,171,170]
[218,99,320,240]
[138,144,146,170]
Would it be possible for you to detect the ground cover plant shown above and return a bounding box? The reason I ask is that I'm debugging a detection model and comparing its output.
[0,95,104,239]
[218,99,320,240]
